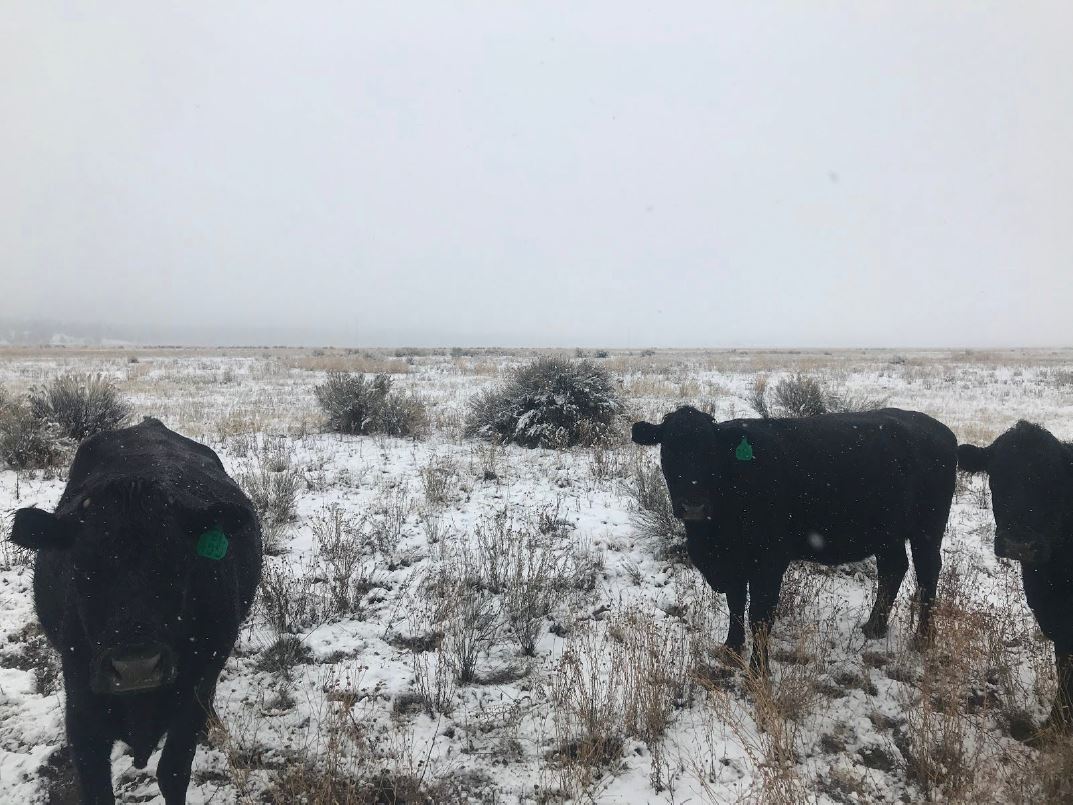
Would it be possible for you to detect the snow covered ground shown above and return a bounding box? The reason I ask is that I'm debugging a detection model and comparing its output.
[1,347,1072,804]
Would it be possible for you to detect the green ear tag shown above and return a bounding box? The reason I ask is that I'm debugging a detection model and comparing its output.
[196,527,229,560]
[735,436,754,462]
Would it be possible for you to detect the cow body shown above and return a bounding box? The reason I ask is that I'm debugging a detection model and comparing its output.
[633,406,957,670]
[959,421,1073,733]
[9,418,262,804]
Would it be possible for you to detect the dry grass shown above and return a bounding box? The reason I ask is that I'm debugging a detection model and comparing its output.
[7,346,1073,803]
[282,350,411,375]
[539,606,697,800]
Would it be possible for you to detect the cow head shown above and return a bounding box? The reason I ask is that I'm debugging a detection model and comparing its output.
[958,421,1073,564]
[9,482,250,695]
[632,406,759,523]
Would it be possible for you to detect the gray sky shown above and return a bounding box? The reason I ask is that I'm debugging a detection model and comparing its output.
[2,2,1071,348]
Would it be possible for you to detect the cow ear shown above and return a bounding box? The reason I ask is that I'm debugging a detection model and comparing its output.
[957,444,991,474]
[179,501,254,538]
[632,421,662,446]
[9,508,74,551]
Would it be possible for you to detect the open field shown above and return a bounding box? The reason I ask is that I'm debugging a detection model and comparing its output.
[2,347,1073,803]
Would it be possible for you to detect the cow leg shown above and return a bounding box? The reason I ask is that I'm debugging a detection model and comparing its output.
[66,699,116,805]
[862,545,909,639]
[158,671,222,804]
[747,565,785,675]
[685,533,747,658]
[196,676,220,743]
[1044,645,1073,732]
[909,535,943,639]
[157,708,201,804]
[723,576,747,655]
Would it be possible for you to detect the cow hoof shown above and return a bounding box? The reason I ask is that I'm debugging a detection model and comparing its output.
[1025,725,1059,748]
[695,663,735,687]
[1039,714,1072,738]
[908,630,935,652]
[1018,711,1073,748]
[1024,732,1047,749]
[716,643,746,667]
[198,716,225,747]
[861,621,888,640]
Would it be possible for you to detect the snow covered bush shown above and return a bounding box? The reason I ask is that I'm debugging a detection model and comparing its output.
[466,356,623,448]
[27,373,131,441]
[749,373,887,419]
[0,396,67,470]
[314,371,428,437]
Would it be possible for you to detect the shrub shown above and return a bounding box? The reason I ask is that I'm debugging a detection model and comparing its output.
[314,372,428,438]
[256,635,314,675]
[443,587,501,684]
[420,506,600,678]
[411,642,457,717]
[746,376,772,419]
[27,373,130,441]
[420,454,458,507]
[240,443,301,554]
[749,373,887,419]
[466,356,623,448]
[311,505,380,616]
[623,455,686,562]
[260,560,323,635]
[772,374,831,417]
[0,400,67,470]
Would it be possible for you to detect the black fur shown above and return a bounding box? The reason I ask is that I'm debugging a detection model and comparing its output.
[8,418,262,804]
[959,421,1073,733]
[633,406,957,671]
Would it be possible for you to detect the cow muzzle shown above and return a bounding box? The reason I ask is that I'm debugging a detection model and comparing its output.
[994,531,1047,564]
[91,642,177,695]
[676,500,712,522]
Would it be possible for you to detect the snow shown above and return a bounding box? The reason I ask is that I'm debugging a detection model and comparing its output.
[0,348,1069,803]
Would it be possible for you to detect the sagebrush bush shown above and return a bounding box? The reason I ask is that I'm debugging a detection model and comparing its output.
[749,373,887,419]
[623,455,685,562]
[27,373,131,441]
[260,560,322,635]
[466,356,623,448]
[0,400,67,470]
[240,458,300,555]
[746,376,772,419]
[312,505,380,616]
[420,506,600,679]
[314,372,428,437]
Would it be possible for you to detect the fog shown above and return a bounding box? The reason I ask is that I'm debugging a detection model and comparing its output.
[2,2,1071,347]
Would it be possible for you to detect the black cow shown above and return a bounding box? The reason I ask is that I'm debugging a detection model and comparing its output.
[8,418,263,804]
[633,406,956,671]
[958,421,1073,733]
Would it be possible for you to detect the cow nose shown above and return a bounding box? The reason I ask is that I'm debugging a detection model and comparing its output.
[679,501,711,522]
[993,530,1040,563]
[111,650,161,680]
[96,643,173,694]
[993,531,1012,558]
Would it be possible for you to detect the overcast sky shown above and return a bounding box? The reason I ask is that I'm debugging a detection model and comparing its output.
[2,2,1071,347]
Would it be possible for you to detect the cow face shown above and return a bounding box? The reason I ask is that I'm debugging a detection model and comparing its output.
[10,486,249,694]
[633,406,752,523]
[958,422,1073,564]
